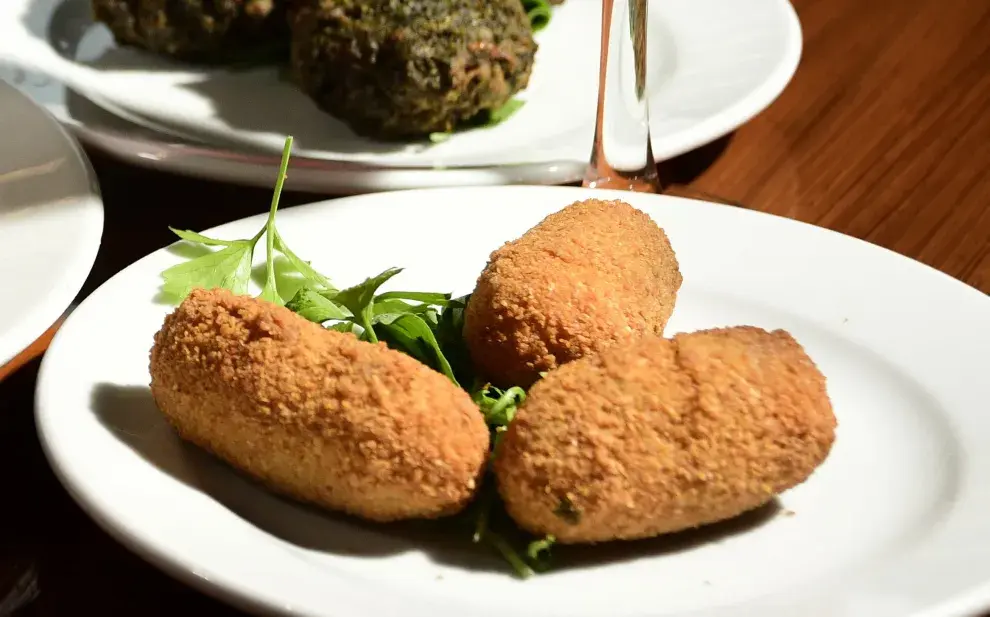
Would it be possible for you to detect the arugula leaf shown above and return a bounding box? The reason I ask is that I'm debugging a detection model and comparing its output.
[473,384,527,427]
[374,313,458,385]
[435,295,475,386]
[333,268,404,343]
[372,299,438,319]
[168,228,235,247]
[160,240,255,300]
[274,229,336,292]
[286,287,350,323]
[374,291,451,305]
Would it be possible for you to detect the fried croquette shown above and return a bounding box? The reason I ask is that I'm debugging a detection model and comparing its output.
[463,198,682,388]
[494,326,836,544]
[149,288,490,522]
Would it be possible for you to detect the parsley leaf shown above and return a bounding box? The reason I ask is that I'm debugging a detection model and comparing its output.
[274,228,335,292]
[168,228,235,247]
[160,135,334,306]
[257,137,294,305]
[160,240,255,301]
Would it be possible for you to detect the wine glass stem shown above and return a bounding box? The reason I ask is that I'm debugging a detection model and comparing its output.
[583,0,660,193]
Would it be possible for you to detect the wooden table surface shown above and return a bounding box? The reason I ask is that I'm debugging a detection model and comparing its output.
[2,0,989,613]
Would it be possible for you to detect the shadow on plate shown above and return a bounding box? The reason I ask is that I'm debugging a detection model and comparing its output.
[90,382,781,577]
[174,75,427,156]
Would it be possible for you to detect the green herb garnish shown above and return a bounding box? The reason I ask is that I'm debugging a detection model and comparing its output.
[160,137,328,304]
[527,534,556,571]
[522,0,553,32]
[474,384,527,427]
[160,135,553,578]
[427,97,527,144]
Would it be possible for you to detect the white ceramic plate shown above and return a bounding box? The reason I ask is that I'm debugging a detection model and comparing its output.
[0,79,102,369]
[0,0,801,189]
[35,186,990,617]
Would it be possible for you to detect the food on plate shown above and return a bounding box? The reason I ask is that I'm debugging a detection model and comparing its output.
[92,0,561,139]
[149,287,490,522]
[288,0,538,139]
[463,198,682,388]
[155,136,837,576]
[91,0,288,62]
[494,326,837,543]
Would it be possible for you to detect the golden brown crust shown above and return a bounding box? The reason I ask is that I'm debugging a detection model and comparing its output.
[494,326,836,543]
[463,198,682,387]
[149,288,490,522]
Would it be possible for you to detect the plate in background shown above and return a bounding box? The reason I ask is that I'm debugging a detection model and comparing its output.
[0,79,102,372]
[0,0,802,191]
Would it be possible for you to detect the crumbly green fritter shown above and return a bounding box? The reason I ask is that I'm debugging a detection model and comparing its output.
[149,288,490,522]
[288,0,537,139]
[464,198,682,388]
[92,0,287,62]
[494,326,837,543]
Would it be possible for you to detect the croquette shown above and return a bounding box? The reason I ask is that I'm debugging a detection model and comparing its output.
[92,0,287,62]
[289,0,537,139]
[464,198,682,388]
[494,326,836,543]
[149,288,490,522]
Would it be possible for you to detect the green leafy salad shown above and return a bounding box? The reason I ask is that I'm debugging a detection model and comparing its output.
[160,136,554,578]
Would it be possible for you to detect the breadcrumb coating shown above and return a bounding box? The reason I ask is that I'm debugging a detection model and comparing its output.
[494,326,836,543]
[149,288,490,522]
[464,198,682,387]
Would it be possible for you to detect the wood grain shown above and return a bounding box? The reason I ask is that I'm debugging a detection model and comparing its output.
[1,0,988,613]
[0,317,66,384]
[679,0,990,291]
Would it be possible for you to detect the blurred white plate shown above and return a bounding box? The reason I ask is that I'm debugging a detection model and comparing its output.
[36,186,990,617]
[0,0,802,190]
[0,79,102,370]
